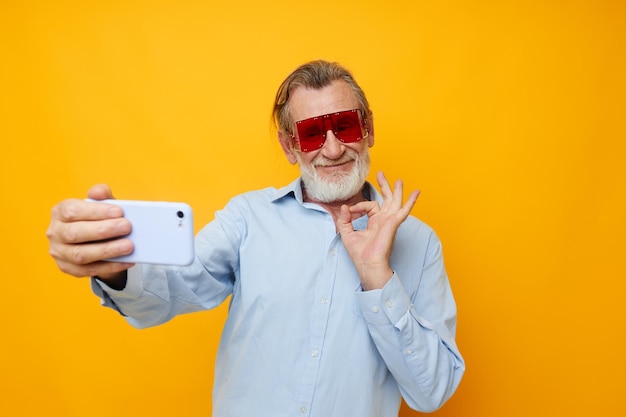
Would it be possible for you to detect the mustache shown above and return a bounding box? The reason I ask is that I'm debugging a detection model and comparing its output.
[312,152,358,168]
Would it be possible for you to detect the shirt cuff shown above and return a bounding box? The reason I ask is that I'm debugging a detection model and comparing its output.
[355,272,413,328]
[93,264,144,299]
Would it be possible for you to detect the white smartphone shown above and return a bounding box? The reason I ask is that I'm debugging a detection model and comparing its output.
[89,199,195,266]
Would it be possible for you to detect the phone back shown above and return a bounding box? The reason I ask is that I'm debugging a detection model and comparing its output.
[98,199,195,266]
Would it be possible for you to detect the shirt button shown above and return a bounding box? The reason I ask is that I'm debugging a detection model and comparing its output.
[329,249,336,256]
[311,349,319,358]
[300,406,308,414]
[371,305,380,313]
[405,348,413,355]
[321,297,329,304]
[385,299,394,309]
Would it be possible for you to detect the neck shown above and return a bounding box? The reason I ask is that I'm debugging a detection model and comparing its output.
[302,184,370,226]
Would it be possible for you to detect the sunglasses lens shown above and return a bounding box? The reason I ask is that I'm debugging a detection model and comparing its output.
[294,110,366,152]
[331,110,363,143]
[295,117,326,152]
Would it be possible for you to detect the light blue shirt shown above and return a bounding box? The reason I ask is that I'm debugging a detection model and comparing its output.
[93,178,465,417]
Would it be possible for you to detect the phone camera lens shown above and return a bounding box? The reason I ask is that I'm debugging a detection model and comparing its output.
[177,210,184,219]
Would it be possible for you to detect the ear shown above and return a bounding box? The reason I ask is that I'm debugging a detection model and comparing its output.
[366,115,375,148]
[278,131,298,165]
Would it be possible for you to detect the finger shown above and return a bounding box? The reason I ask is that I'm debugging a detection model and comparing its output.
[87,184,115,201]
[347,201,380,218]
[56,258,134,278]
[59,217,132,244]
[52,198,124,223]
[398,189,421,218]
[376,171,393,200]
[50,237,134,267]
[389,179,405,211]
[336,204,356,236]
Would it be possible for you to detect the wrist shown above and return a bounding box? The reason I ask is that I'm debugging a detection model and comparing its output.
[95,271,128,291]
[359,265,394,291]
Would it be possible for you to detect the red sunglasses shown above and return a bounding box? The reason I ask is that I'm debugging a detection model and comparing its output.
[291,109,369,152]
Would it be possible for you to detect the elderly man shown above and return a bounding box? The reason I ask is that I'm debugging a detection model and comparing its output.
[47,60,464,417]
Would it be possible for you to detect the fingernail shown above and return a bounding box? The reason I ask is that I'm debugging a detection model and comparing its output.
[108,206,122,217]
[116,219,131,234]
[118,240,133,254]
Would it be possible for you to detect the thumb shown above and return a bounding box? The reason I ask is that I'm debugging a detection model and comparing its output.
[87,184,115,201]
[336,204,354,236]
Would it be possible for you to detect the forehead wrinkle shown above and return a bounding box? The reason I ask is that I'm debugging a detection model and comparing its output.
[289,80,360,123]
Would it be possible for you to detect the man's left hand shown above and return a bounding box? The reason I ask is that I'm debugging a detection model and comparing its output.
[337,171,420,291]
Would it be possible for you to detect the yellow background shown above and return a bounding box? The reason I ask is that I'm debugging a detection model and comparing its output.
[1,1,624,416]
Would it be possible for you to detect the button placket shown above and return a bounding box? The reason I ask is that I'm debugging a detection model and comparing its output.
[295,234,339,417]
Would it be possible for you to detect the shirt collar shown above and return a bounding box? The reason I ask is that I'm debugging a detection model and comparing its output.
[271,178,380,231]
[271,178,382,206]
[271,178,305,204]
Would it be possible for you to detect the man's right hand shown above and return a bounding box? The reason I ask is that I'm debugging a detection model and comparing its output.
[46,184,135,286]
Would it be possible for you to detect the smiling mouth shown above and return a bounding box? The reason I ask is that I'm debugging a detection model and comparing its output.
[315,158,354,169]
[319,163,348,169]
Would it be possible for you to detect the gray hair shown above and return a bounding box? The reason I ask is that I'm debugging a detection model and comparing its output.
[272,60,372,135]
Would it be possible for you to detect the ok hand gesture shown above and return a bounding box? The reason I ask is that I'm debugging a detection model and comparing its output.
[337,172,420,290]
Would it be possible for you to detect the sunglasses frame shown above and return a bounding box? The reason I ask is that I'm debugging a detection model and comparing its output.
[290,109,369,152]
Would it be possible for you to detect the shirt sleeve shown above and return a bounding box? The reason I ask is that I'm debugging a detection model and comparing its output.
[354,232,465,412]
[91,260,233,328]
[91,264,144,314]
[90,197,247,329]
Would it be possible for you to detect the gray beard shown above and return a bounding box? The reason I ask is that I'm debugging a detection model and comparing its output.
[296,149,370,203]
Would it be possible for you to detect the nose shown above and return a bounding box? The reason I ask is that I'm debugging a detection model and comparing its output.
[320,130,344,159]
